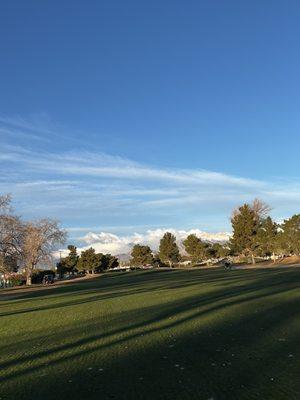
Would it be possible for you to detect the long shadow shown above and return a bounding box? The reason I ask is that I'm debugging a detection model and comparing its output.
[0,267,263,302]
[1,268,299,399]
[1,290,299,399]
[1,268,298,318]
[0,272,298,376]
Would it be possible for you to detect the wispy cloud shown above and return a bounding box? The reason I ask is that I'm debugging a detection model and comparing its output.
[2,116,300,235]
[0,113,92,146]
[1,144,262,187]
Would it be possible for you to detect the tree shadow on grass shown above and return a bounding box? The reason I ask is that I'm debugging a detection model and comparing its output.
[1,268,298,318]
[1,277,298,370]
[0,268,299,399]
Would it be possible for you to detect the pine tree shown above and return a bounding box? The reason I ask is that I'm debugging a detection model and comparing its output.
[77,247,100,274]
[131,244,154,266]
[230,204,259,264]
[159,232,180,267]
[64,245,79,274]
[256,217,277,257]
[280,214,300,255]
[183,234,209,262]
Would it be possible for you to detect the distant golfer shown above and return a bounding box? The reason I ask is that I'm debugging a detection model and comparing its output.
[223,259,232,271]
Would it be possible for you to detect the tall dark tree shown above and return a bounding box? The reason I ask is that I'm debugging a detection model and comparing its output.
[230,204,259,264]
[280,214,300,255]
[256,217,277,257]
[159,232,180,267]
[131,244,154,266]
[64,245,79,274]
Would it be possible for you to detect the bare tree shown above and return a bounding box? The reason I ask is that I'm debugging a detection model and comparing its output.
[251,198,271,220]
[231,198,271,221]
[0,194,12,212]
[0,194,23,276]
[22,219,67,285]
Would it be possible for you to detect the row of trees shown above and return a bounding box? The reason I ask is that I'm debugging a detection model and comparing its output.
[57,245,119,275]
[230,199,300,263]
[130,232,180,267]
[130,199,300,266]
[2,192,300,283]
[0,194,66,284]
[130,232,229,267]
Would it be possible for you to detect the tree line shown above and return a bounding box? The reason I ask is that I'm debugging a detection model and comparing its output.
[130,199,300,266]
[56,245,119,276]
[230,199,300,264]
[2,193,300,285]
[130,232,228,267]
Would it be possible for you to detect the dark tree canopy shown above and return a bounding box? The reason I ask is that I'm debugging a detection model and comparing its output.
[77,247,100,274]
[131,244,154,266]
[64,245,79,272]
[183,234,209,262]
[256,217,278,257]
[230,204,259,263]
[159,232,180,267]
[104,254,119,270]
[210,242,231,259]
[280,214,300,255]
[76,248,119,274]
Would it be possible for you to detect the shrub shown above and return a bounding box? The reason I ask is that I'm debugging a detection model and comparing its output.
[31,269,55,284]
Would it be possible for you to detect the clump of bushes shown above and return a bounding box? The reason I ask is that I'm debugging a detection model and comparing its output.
[31,270,55,284]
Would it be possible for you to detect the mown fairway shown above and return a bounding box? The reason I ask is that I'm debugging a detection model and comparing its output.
[0,268,299,400]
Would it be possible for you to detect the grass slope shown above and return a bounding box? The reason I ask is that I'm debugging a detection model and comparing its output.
[0,268,299,400]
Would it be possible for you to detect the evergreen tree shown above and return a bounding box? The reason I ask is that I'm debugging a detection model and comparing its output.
[230,204,259,264]
[210,242,231,259]
[256,217,277,257]
[159,232,180,267]
[183,234,209,262]
[280,214,300,255]
[131,244,154,266]
[56,258,67,278]
[104,254,119,270]
[77,247,100,274]
[64,245,79,274]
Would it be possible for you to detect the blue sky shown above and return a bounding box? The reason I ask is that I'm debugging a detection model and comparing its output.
[1,1,300,250]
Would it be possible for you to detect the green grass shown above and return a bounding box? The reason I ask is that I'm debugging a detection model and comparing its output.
[0,268,299,400]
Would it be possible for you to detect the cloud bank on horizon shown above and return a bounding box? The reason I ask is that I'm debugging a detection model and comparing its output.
[2,115,300,248]
[70,228,231,257]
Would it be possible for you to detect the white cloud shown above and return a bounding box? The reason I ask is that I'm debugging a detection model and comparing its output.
[73,228,231,256]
